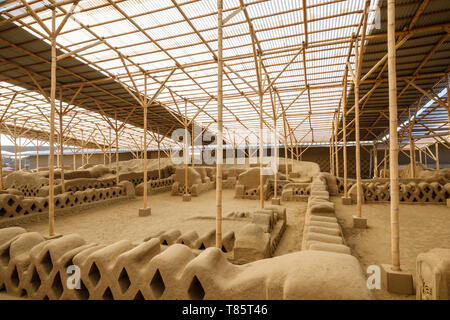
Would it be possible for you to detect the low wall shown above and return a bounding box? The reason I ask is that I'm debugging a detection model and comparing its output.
[0,227,372,300]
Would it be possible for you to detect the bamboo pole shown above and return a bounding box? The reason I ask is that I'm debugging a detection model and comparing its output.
[343,73,348,197]
[108,127,112,168]
[335,118,339,177]
[191,124,195,167]
[48,8,56,236]
[0,137,3,190]
[184,101,189,198]
[388,0,401,271]
[258,53,264,210]
[216,0,224,248]
[143,103,148,208]
[355,80,362,218]
[157,140,161,179]
[270,88,278,200]
[59,93,65,193]
[447,75,450,135]
[435,142,439,170]
[373,144,378,178]
[115,113,119,185]
[409,132,416,178]
[281,111,289,175]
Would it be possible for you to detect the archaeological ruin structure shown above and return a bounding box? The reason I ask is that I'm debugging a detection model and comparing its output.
[0,0,448,309]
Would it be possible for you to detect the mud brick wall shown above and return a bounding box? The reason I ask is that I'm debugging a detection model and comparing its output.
[0,227,372,300]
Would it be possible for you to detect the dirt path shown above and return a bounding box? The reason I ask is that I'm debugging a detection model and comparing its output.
[333,197,450,300]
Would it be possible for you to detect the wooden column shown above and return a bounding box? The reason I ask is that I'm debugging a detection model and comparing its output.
[143,103,148,208]
[388,0,401,271]
[59,92,65,193]
[48,8,57,236]
[373,144,378,178]
[0,136,3,190]
[335,118,339,177]
[282,112,289,175]
[115,113,119,185]
[157,140,161,179]
[419,148,422,163]
[108,127,112,168]
[258,54,264,210]
[435,142,439,170]
[383,147,387,178]
[354,79,362,218]
[216,0,223,248]
[342,73,349,197]
[184,101,189,198]
[447,74,450,135]
[409,132,416,178]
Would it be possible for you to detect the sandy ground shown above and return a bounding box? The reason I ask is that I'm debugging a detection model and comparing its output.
[333,197,450,300]
[21,189,306,250]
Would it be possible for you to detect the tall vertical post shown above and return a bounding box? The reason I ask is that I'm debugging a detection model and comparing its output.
[447,74,450,135]
[335,118,339,177]
[373,144,378,178]
[282,112,289,175]
[409,132,416,178]
[354,82,362,218]
[108,127,112,168]
[0,136,3,190]
[183,101,189,199]
[143,104,148,209]
[59,94,65,193]
[343,74,348,197]
[115,113,119,185]
[435,142,439,170]
[258,54,264,210]
[387,0,400,271]
[48,8,56,236]
[216,0,224,248]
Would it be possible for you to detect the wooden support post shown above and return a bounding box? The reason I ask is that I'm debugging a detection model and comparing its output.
[419,148,422,163]
[258,53,264,210]
[103,137,106,166]
[355,81,363,218]
[343,75,349,197]
[388,0,401,271]
[373,144,378,178]
[157,140,161,179]
[109,127,112,168]
[216,0,224,248]
[184,101,189,198]
[409,132,416,178]
[335,119,339,177]
[143,103,148,209]
[435,142,439,170]
[115,113,119,185]
[383,147,387,178]
[48,8,56,236]
[282,112,289,175]
[59,91,65,193]
[0,137,3,190]
[447,75,450,135]
[191,124,195,167]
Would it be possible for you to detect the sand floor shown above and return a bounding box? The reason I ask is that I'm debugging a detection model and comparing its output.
[333,197,450,300]
[21,189,307,253]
